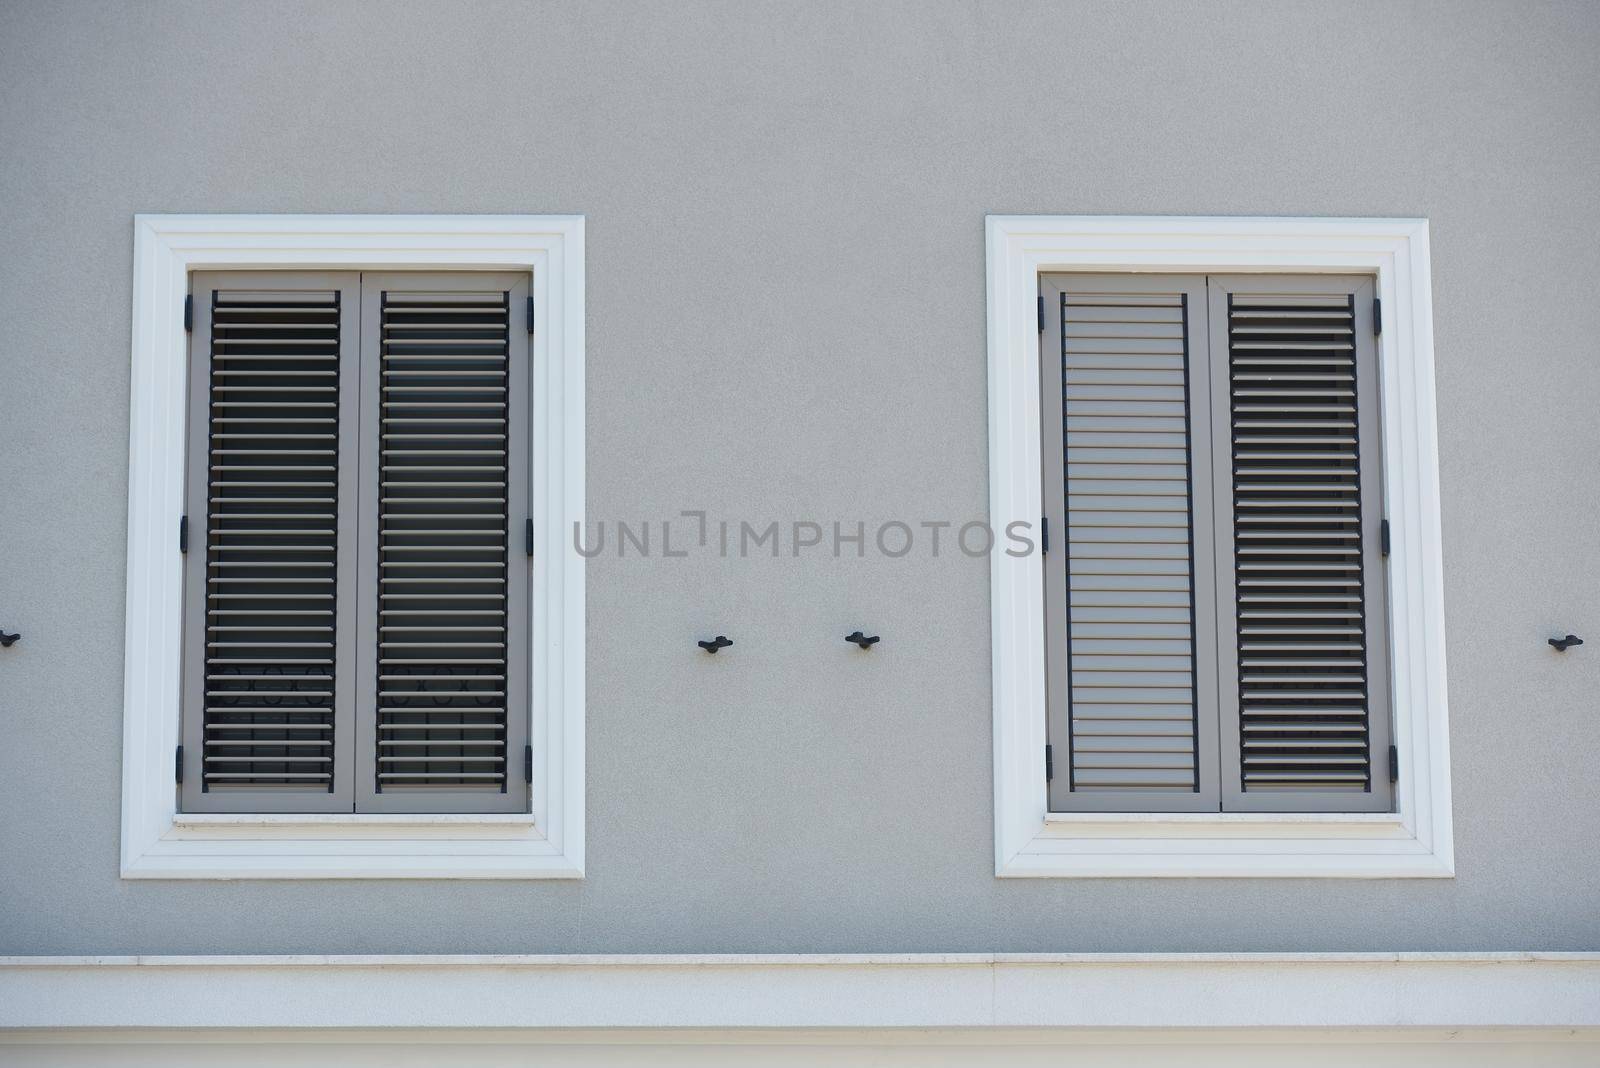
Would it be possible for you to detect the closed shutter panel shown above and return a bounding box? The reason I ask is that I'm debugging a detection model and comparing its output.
[355,273,531,813]
[181,273,359,813]
[1042,275,1219,812]
[1208,276,1392,812]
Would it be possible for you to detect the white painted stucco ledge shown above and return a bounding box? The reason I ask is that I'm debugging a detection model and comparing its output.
[2,953,1597,1031]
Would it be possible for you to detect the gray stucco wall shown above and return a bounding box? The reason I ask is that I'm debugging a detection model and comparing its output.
[2,0,1598,955]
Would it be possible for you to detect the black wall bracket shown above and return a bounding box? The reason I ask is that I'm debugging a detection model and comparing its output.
[845,630,880,649]
[1549,634,1584,652]
[698,635,733,654]
[0,630,19,648]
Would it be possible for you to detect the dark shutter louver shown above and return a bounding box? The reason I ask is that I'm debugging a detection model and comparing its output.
[181,276,358,812]
[359,280,529,811]
[1042,275,1219,812]
[1215,278,1391,811]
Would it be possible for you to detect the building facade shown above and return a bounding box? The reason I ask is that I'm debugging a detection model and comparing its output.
[1,1,1597,1062]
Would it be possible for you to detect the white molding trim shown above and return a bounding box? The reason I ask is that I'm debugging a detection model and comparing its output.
[122,214,586,879]
[3,954,1595,1032]
[986,216,1451,878]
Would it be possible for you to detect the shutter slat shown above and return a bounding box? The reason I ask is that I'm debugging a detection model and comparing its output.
[1224,292,1374,796]
[197,290,343,794]
[1059,288,1202,800]
[373,289,513,796]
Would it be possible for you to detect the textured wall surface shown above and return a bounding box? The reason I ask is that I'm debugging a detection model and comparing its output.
[1,0,1598,955]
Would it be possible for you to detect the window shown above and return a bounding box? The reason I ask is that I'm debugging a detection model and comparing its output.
[121,215,584,878]
[987,217,1452,878]
[181,271,531,814]
[1042,273,1391,814]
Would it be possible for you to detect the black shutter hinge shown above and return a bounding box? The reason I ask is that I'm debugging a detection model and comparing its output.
[1380,518,1390,557]
[1045,743,1054,782]
[524,517,534,557]
[524,744,533,784]
[1388,744,1399,784]
[1041,516,1049,554]
[1038,295,1046,333]
[526,295,536,336]
[175,744,184,785]
[183,294,193,333]
[178,514,189,554]
[1372,297,1382,337]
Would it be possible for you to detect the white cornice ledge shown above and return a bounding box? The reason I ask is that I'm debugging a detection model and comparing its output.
[2,953,1596,1031]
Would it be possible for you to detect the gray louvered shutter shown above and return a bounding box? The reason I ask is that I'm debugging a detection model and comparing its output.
[1042,275,1220,812]
[354,273,531,813]
[1207,276,1392,812]
[181,272,359,812]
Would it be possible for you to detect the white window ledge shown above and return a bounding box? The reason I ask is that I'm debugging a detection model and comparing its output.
[122,214,586,880]
[986,216,1452,878]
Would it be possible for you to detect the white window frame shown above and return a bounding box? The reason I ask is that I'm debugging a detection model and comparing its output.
[987,216,1452,878]
[121,214,586,879]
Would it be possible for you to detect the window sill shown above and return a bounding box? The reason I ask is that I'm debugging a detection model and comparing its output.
[1043,810,1404,829]
[173,812,540,826]
[127,810,580,879]
[1003,810,1452,879]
